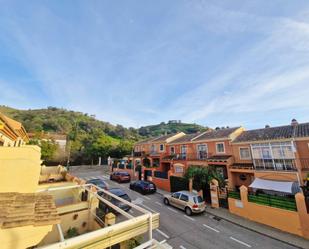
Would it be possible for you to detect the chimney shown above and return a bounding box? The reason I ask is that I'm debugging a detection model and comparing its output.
[265,124,270,128]
[291,119,298,126]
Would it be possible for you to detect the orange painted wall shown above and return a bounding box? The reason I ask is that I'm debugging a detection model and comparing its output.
[231,143,252,164]
[254,171,298,182]
[228,186,309,238]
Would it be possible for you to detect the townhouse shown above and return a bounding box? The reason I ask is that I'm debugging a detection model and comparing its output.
[0,112,29,146]
[131,127,245,191]
[164,127,244,180]
[231,119,309,193]
[132,120,309,194]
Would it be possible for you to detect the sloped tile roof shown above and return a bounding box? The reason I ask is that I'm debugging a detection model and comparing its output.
[0,192,60,229]
[193,127,240,141]
[233,122,309,143]
[169,133,200,144]
[151,133,180,143]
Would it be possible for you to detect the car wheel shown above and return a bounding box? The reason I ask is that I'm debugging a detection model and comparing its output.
[164,198,169,205]
[110,176,112,180]
[185,207,192,216]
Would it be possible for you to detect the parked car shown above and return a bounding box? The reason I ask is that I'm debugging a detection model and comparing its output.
[163,191,206,216]
[110,171,131,183]
[86,178,109,190]
[98,188,131,213]
[129,180,156,195]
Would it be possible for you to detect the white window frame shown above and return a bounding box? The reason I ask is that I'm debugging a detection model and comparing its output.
[216,142,225,154]
[239,147,251,160]
[159,144,165,151]
[196,144,208,159]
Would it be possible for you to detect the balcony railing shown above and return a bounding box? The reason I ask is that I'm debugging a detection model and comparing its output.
[133,151,149,157]
[162,152,213,161]
[253,158,297,171]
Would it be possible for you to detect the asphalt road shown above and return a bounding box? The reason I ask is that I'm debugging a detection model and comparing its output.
[71,167,298,249]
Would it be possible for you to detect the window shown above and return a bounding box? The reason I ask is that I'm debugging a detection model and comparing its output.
[160,144,164,151]
[216,143,225,153]
[194,196,203,203]
[180,194,189,202]
[251,142,296,171]
[172,192,181,199]
[170,146,175,154]
[180,145,187,159]
[197,144,208,159]
[239,148,251,159]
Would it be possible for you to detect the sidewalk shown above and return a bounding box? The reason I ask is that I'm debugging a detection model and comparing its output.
[156,189,309,249]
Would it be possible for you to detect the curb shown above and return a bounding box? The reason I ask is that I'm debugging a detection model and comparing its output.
[205,210,305,249]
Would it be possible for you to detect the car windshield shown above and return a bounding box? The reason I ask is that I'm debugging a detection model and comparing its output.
[193,196,204,203]
[120,172,130,176]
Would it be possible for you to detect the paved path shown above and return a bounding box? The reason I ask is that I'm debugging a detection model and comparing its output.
[70,167,307,249]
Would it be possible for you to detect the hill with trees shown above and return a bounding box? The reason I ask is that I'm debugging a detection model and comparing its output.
[0,106,208,165]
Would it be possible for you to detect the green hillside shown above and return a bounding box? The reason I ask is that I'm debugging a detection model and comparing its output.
[0,106,209,164]
[138,121,208,137]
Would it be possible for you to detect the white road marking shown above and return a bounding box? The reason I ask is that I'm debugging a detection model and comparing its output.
[156,229,170,239]
[90,176,97,180]
[129,210,134,214]
[229,237,252,248]
[142,195,151,200]
[139,204,157,213]
[101,175,109,179]
[155,201,163,206]
[180,246,186,249]
[203,224,220,233]
[183,215,195,221]
[167,207,178,213]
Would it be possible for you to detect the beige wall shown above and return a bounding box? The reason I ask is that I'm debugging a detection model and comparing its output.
[0,224,53,249]
[39,209,91,245]
[0,145,41,193]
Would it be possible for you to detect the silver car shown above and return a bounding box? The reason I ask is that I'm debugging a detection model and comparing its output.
[163,190,206,216]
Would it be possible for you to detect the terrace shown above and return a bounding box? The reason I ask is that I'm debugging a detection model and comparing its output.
[36,183,164,249]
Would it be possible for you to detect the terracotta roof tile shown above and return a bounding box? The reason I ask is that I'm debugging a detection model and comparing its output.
[0,192,60,229]
[233,122,309,143]
[193,127,240,141]
[169,133,200,144]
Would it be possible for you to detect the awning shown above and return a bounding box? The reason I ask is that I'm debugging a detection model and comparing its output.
[249,178,300,194]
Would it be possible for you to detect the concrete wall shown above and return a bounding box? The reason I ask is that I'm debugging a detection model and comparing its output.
[0,224,53,249]
[228,186,309,239]
[0,145,41,193]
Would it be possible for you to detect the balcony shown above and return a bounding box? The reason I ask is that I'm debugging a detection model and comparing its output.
[133,151,149,157]
[162,152,213,161]
[253,158,297,171]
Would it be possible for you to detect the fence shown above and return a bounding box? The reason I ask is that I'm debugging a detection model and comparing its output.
[170,176,189,192]
[248,193,297,211]
[154,171,168,179]
[228,189,241,200]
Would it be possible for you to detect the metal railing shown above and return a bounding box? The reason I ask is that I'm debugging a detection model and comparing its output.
[248,193,297,211]
[228,189,241,200]
[162,152,213,161]
[253,159,297,171]
[154,171,168,179]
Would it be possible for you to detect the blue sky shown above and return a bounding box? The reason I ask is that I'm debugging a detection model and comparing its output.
[1,0,309,129]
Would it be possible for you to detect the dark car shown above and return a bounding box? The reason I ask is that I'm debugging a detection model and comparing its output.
[110,171,131,183]
[98,188,131,213]
[129,180,156,195]
[86,178,109,190]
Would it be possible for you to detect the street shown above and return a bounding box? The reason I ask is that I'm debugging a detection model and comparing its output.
[70,166,298,249]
